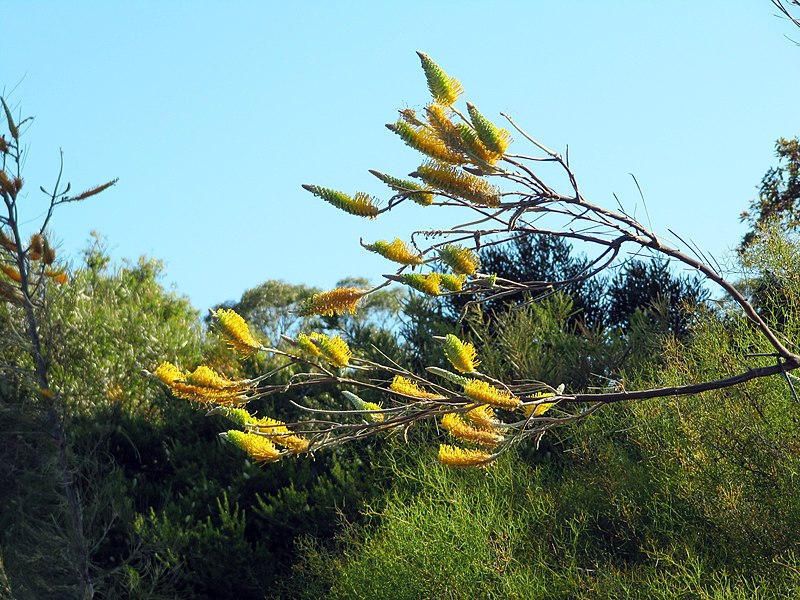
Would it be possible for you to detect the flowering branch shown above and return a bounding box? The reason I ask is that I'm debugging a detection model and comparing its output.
[157,48,800,469]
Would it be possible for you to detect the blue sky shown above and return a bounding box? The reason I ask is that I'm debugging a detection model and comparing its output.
[4,2,799,311]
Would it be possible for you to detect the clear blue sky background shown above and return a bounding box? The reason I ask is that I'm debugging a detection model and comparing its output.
[4,2,799,311]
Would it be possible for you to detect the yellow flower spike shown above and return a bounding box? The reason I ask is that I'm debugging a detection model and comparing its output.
[523,391,558,417]
[417,52,463,107]
[0,229,17,253]
[300,287,366,317]
[442,334,479,373]
[310,332,353,368]
[29,234,44,261]
[440,273,467,292]
[42,239,56,265]
[223,407,254,429]
[463,379,521,411]
[438,244,480,276]
[438,444,492,468]
[302,184,380,219]
[296,333,323,357]
[369,170,434,206]
[186,365,249,391]
[213,308,262,357]
[154,361,187,388]
[386,121,466,165]
[252,416,310,454]
[343,390,384,422]
[0,265,22,283]
[389,375,445,400]
[425,103,469,155]
[398,108,426,127]
[225,430,281,463]
[441,413,503,447]
[400,272,442,296]
[455,123,502,166]
[412,161,501,207]
[362,238,424,266]
[465,404,499,429]
[45,270,69,285]
[466,102,513,155]
[154,361,248,406]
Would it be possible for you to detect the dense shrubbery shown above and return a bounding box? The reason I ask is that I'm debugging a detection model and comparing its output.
[278,228,800,599]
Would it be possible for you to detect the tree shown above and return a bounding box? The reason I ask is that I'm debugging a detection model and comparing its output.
[740,137,800,249]
[0,98,116,598]
[157,3,800,470]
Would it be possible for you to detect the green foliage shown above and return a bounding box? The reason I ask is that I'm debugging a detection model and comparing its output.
[741,137,800,249]
[281,223,800,598]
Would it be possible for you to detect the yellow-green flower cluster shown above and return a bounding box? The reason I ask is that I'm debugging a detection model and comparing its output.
[417,51,463,107]
[369,170,434,206]
[213,309,262,357]
[155,362,251,405]
[466,102,512,155]
[387,121,465,165]
[438,244,480,276]
[412,161,501,207]
[463,379,520,410]
[362,238,424,265]
[297,332,352,368]
[465,404,499,429]
[437,444,492,468]
[389,375,444,400]
[441,413,502,447]
[302,184,380,219]
[299,287,366,316]
[344,390,384,422]
[399,272,442,296]
[442,334,479,373]
[440,273,466,292]
[250,416,310,453]
[223,409,309,454]
[426,103,502,167]
[225,430,281,463]
[523,391,558,417]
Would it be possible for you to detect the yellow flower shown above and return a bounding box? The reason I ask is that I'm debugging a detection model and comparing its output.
[296,333,323,357]
[425,103,468,156]
[154,361,248,405]
[465,404,499,429]
[251,416,310,454]
[45,270,69,285]
[186,365,249,390]
[386,121,466,165]
[213,309,262,357]
[362,238,424,265]
[438,244,480,276]
[344,390,384,422]
[466,102,512,155]
[463,379,520,410]
[438,444,492,468]
[225,430,281,463]
[442,334,479,373]
[302,184,380,218]
[310,332,352,368]
[389,375,445,400]
[412,161,501,207]
[369,170,434,206]
[0,265,22,283]
[300,287,366,317]
[523,391,558,417]
[440,273,467,292]
[400,272,441,296]
[441,413,503,447]
[417,52,463,106]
